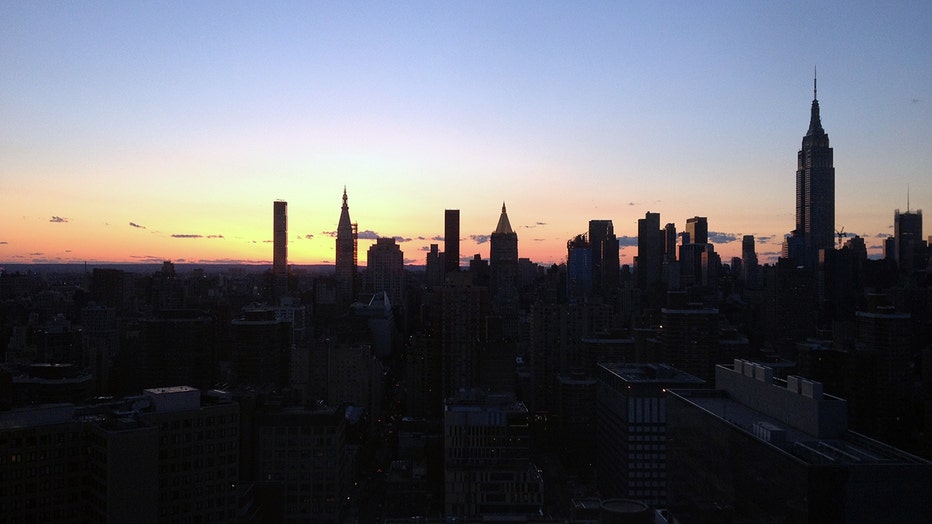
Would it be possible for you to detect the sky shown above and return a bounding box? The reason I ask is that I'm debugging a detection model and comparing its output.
[2,1,931,268]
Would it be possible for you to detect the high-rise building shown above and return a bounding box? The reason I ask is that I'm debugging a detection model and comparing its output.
[566,234,592,302]
[0,387,239,523]
[663,223,678,263]
[589,219,620,298]
[596,363,704,507]
[231,304,292,387]
[443,392,544,517]
[666,361,932,522]
[366,237,405,308]
[637,212,662,294]
[894,208,924,273]
[741,234,758,282]
[685,216,708,245]
[444,209,460,274]
[490,203,519,315]
[794,75,835,268]
[273,200,288,298]
[335,187,357,305]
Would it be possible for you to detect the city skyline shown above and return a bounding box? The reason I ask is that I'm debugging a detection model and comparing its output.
[2,2,930,267]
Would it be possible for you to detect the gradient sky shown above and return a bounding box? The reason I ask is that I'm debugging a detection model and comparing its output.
[2,1,930,268]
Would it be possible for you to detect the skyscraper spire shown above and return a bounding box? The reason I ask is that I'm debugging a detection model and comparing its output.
[814,66,818,101]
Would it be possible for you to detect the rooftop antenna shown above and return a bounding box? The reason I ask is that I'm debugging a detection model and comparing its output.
[814,66,818,100]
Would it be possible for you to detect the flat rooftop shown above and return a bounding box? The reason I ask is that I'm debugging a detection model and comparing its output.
[672,389,929,467]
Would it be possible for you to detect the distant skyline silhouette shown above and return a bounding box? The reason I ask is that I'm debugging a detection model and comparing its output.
[1,2,929,266]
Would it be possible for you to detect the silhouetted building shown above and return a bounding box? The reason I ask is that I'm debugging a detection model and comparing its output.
[490,203,519,316]
[895,208,925,273]
[273,200,288,299]
[685,216,708,245]
[590,219,620,299]
[637,212,663,305]
[667,361,932,522]
[443,391,543,517]
[0,387,239,523]
[135,309,219,391]
[741,234,758,283]
[253,402,348,523]
[444,209,460,274]
[336,187,358,306]
[792,75,835,269]
[567,233,592,302]
[231,304,291,387]
[596,363,704,507]
[426,243,444,289]
[366,237,405,308]
[663,223,677,264]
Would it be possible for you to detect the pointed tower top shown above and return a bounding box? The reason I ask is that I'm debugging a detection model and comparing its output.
[814,66,818,101]
[494,202,514,235]
[338,186,352,233]
[807,73,825,137]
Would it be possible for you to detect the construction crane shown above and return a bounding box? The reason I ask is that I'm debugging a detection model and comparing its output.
[835,226,847,249]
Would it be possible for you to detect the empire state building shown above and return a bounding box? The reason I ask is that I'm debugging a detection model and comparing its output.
[792,75,835,268]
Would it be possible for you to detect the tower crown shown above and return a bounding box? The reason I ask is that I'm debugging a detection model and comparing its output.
[494,202,515,235]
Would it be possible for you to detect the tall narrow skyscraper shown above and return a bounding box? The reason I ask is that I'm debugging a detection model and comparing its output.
[444,209,460,274]
[794,74,835,268]
[335,187,357,305]
[637,212,662,293]
[273,200,288,299]
[589,219,619,298]
[490,203,518,314]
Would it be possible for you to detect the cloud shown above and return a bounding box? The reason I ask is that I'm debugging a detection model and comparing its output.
[30,252,43,256]
[420,246,431,251]
[0,241,7,245]
[403,258,420,265]
[321,230,337,237]
[357,230,380,240]
[206,235,224,239]
[431,235,444,241]
[708,231,739,243]
[393,236,412,243]
[49,216,68,223]
[304,234,314,240]
[129,222,146,229]
[628,202,637,206]
[756,235,776,244]
[171,234,203,238]
[470,234,490,244]
[618,236,638,247]
[262,239,273,243]
[523,222,548,229]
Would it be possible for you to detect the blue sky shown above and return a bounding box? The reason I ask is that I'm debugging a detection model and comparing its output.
[2,1,930,265]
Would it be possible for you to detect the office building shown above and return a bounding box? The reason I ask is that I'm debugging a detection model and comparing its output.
[894,208,925,273]
[366,237,405,308]
[596,363,704,507]
[444,209,460,274]
[0,387,239,523]
[443,391,543,517]
[666,360,932,522]
[254,403,348,523]
[741,234,758,283]
[230,304,292,387]
[685,216,708,246]
[273,200,288,299]
[793,75,835,268]
[590,219,620,298]
[566,233,592,301]
[335,187,357,306]
[490,203,519,316]
[637,212,663,299]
